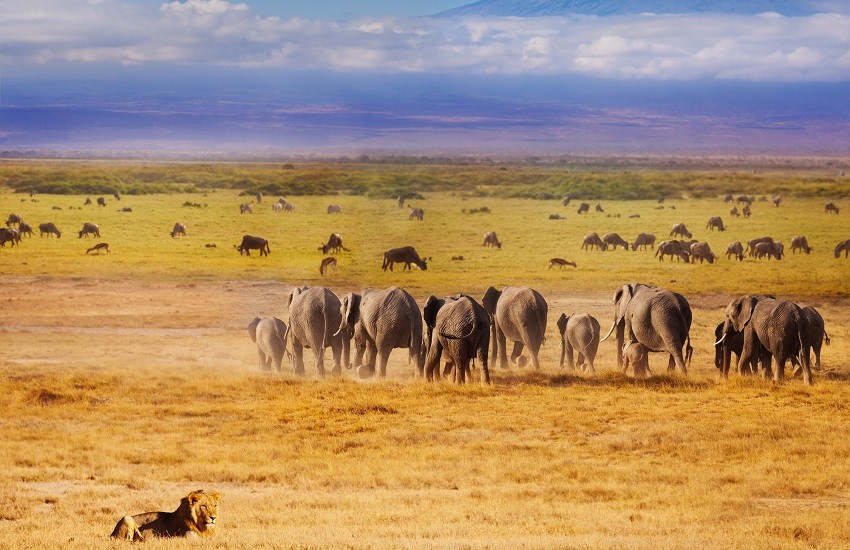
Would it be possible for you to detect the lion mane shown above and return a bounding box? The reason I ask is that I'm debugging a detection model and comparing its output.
[110,489,220,541]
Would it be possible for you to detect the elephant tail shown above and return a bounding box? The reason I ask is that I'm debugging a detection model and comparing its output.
[684,334,693,367]
[824,330,831,346]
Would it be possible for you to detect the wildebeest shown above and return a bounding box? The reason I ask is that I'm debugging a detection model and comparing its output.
[6,214,22,227]
[113,192,121,201]
[790,235,812,254]
[742,204,751,218]
[327,204,342,214]
[562,195,571,206]
[548,214,564,220]
[772,195,782,207]
[581,233,607,251]
[382,246,427,271]
[97,197,106,207]
[0,228,21,247]
[602,233,628,251]
[726,241,744,261]
[483,231,502,248]
[723,194,734,203]
[39,222,61,238]
[397,195,405,208]
[320,257,338,276]
[549,258,576,270]
[706,216,725,231]
[319,233,348,254]
[631,233,656,251]
[236,235,270,257]
[746,236,774,257]
[655,240,690,262]
[729,206,740,217]
[84,197,93,206]
[272,202,283,213]
[171,223,187,238]
[753,241,783,260]
[576,203,590,215]
[669,223,692,239]
[736,195,753,205]
[240,203,253,214]
[689,242,716,264]
[18,222,33,238]
[409,207,424,221]
[825,202,840,214]
[79,223,100,238]
[595,203,604,213]
[834,239,850,258]
[86,243,110,255]
[255,192,263,203]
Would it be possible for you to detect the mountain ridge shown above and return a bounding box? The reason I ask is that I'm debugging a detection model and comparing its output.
[435,1,848,17]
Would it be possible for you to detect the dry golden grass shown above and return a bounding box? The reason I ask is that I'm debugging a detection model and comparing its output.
[1,276,849,549]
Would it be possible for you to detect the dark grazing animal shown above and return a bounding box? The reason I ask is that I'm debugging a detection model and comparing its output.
[97,197,106,207]
[549,258,577,270]
[825,202,840,214]
[327,204,342,214]
[171,223,187,238]
[382,246,427,271]
[655,240,690,262]
[602,233,628,251]
[576,203,590,214]
[482,231,502,248]
[834,239,850,258]
[631,233,656,251]
[239,203,253,214]
[18,222,33,238]
[0,228,21,247]
[319,233,348,254]
[669,223,692,239]
[726,241,744,261]
[6,214,22,227]
[706,216,725,231]
[581,232,607,251]
[408,207,424,220]
[39,222,61,238]
[79,222,100,238]
[790,235,812,254]
[689,242,716,264]
[236,235,270,257]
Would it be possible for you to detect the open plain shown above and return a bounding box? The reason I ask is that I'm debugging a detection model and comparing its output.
[1,160,849,548]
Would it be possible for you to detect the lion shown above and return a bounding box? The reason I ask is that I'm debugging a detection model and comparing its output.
[110,489,219,541]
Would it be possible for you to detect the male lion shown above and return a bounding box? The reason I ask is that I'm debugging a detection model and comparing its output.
[110,489,219,541]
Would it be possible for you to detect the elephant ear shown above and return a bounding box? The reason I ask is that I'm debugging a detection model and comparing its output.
[482,286,501,315]
[423,296,443,330]
[613,284,635,324]
[733,296,757,332]
[248,317,261,343]
[343,293,362,328]
[556,313,569,335]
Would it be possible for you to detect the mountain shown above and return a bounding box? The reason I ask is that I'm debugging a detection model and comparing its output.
[435,1,847,17]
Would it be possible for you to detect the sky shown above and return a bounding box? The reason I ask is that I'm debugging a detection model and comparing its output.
[1,0,849,155]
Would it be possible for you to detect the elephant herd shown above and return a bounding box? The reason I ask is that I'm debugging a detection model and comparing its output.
[248,283,826,386]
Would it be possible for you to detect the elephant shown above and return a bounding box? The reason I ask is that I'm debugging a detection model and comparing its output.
[336,287,423,379]
[286,286,348,377]
[482,286,548,370]
[794,306,829,373]
[247,317,288,372]
[601,283,692,374]
[722,296,812,385]
[556,313,600,372]
[422,294,490,384]
[622,341,651,377]
[714,321,763,378]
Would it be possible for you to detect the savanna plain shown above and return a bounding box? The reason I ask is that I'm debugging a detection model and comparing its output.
[1,159,849,549]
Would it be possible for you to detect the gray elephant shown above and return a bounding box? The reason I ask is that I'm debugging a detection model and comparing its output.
[555,313,600,373]
[337,287,423,379]
[286,286,348,377]
[722,296,812,385]
[422,294,491,384]
[795,305,830,373]
[714,320,764,378]
[247,317,288,372]
[482,286,548,370]
[601,283,692,374]
[622,341,651,377]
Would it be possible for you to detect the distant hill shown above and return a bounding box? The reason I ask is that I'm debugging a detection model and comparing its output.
[436,1,847,17]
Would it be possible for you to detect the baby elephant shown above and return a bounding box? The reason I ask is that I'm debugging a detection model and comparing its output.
[556,313,600,373]
[623,341,651,377]
[247,317,288,372]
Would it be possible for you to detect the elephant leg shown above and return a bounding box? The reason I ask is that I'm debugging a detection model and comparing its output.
[312,346,326,378]
[425,338,444,382]
[584,351,596,374]
[576,352,586,371]
[257,348,269,371]
[457,358,469,384]
[357,341,377,378]
[377,347,392,378]
[292,340,305,376]
[496,326,509,369]
[566,342,576,371]
[774,356,785,382]
[667,354,675,373]
[477,341,490,385]
[813,343,822,371]
[330,340,342,376]
[510,341,525,366]
[271,348,284,373]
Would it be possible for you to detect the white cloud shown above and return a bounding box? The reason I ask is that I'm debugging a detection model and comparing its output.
[1,1,850,81]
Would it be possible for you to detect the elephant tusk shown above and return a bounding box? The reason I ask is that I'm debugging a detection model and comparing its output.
[714,332,727,346]
[600,321,616,342]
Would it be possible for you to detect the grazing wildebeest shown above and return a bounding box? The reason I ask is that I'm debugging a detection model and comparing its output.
[834,239,850,258]
[602,233,628,251]
[327,204,342,214]
[0,228,21,247]
[562,195,571,206]
[706,216,725,231]
[655,240,690,262]
[18,222,33,238]
[729,206,740,217]
[272,202,283,213]
[6,214,22,227]
[319,233,348,254]
[669,223,692,239]
[772,195,782,207]
[723,194,734,203]
[548,214,564,220]
[581,233,607,251]
[408,207,424,220]
[86,243,110,255]
[382,246,427,271]
[753,241,783,260]
[171,223,187,238]
[631,233,656,251]
[255,192,263,203]
[790,235,812,254]
[240,203,253,214]
[283,202,295,212]
[726,241,744,261]
[549,258,577,270]
[84,197,93,206]
[78,223,100,238]
[482,231,502,248]
[397,195,405,208]
[825,202,840,214]
[736,195,752,205]
[689,242,716,264]
[97,197,106,207]
[39,222,61,238]
[236,235,270,257]
[320,257,338,276]
[746,236,774,257]
[742,204,751,218]
[576,203,590,214]
[595,203,604,213]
